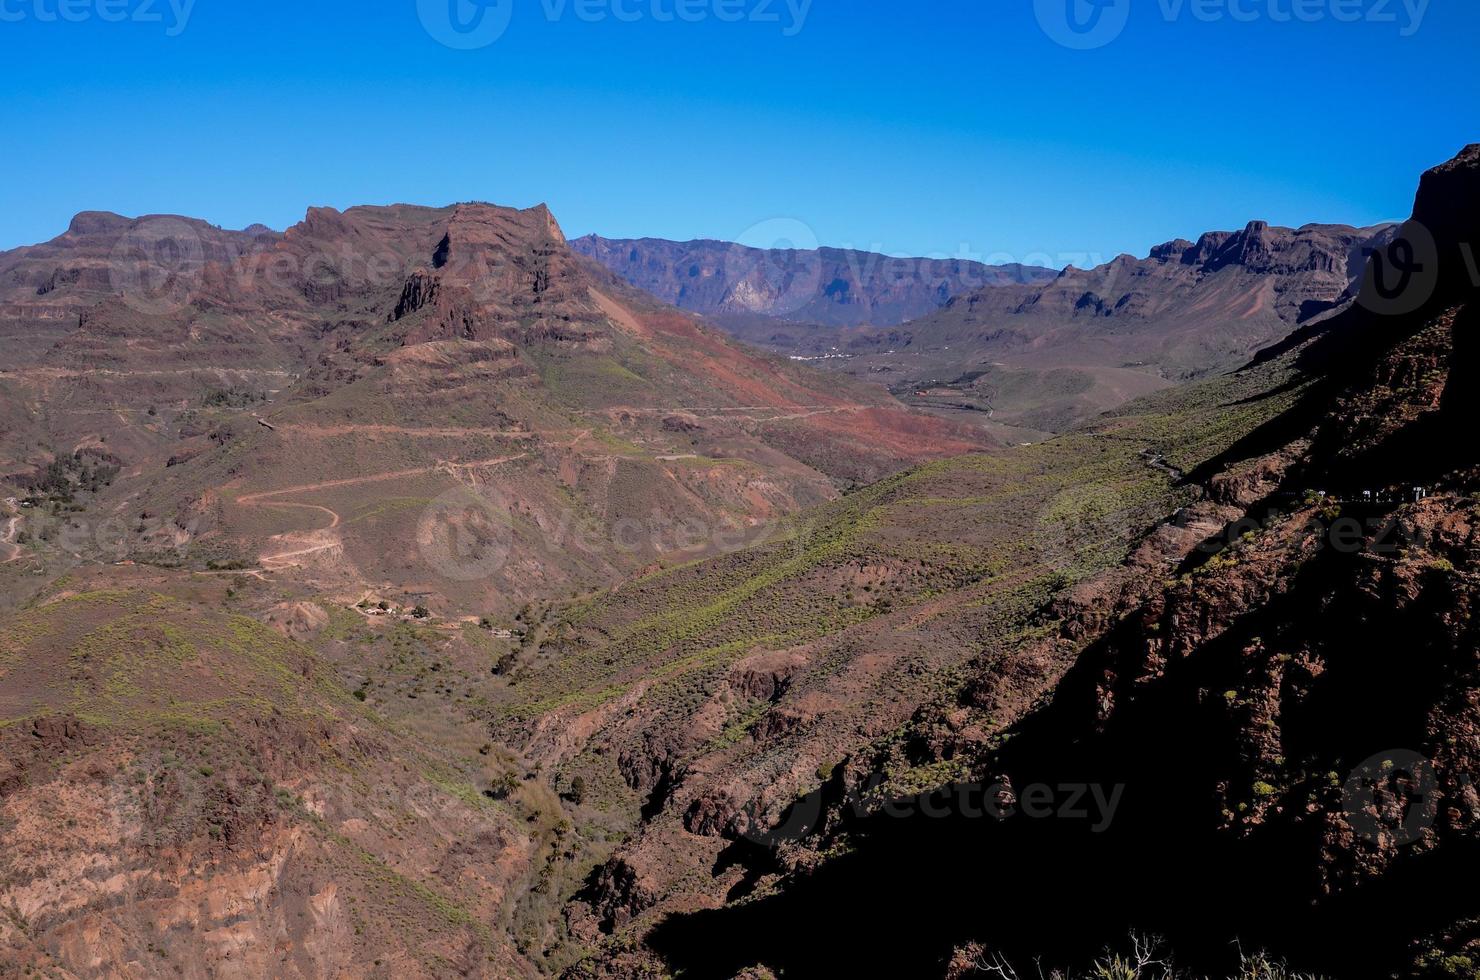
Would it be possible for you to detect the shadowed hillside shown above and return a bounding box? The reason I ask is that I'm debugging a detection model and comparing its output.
[638,145,1480,980]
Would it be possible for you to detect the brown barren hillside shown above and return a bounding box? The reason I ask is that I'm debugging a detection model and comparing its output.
[0,200,989,617]
[0,584,557,978]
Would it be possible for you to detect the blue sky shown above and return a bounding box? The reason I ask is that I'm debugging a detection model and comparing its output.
[1,0,1476,265]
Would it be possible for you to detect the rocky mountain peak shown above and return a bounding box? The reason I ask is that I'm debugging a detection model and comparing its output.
[1411,142,1480,268]
[1355,144,1480,316]
[1149,238,1195,262]
[526,202,565,243]
[64,211,131,236]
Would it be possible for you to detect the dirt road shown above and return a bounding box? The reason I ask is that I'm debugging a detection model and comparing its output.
[0,512,20,564]
[236,455,528,566]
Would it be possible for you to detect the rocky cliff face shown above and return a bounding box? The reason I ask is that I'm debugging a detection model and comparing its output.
[391,204,609,346]
[947,153,1480,974]
[907,219,1394,378]
[0,212,278,367]
[6,147,1473,980]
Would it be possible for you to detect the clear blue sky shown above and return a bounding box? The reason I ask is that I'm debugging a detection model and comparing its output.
[1,0,1476,265]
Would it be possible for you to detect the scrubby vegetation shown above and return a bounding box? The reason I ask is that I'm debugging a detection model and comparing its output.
[972,936,1326,980]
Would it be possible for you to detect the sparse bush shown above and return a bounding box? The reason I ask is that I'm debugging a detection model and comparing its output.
[973,935,1326,979]
[486,771,521,801]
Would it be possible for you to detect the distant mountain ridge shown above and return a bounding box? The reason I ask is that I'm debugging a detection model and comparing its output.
[881,219,1396,365]
[757,218,1401,439]
[570,234,1057,328]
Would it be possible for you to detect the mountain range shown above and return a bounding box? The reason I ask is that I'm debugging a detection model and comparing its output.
[1,145,1476,979]
[579,221,1395,441]
[568,234,1057,328]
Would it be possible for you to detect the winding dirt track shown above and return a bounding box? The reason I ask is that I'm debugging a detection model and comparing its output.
[266,423,540,439]
[1,513,20,564]
[235,454,528,567]
[612,405,865,419]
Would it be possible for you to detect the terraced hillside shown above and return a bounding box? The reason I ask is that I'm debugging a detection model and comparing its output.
[4,139,1472,980]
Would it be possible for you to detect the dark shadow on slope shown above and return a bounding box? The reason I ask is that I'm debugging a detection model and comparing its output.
[1180,376,1335,489]
[650,536,1480,979]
